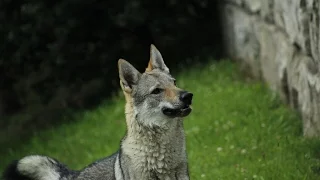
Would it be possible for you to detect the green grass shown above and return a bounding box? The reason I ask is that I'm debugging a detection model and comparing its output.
[1,60,320,179]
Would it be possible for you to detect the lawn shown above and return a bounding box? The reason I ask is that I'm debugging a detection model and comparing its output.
[1,60,320,179]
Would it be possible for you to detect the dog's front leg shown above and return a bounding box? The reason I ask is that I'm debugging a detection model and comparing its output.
[175,163,190,180]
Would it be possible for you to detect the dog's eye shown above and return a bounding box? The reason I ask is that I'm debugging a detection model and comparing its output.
[173,80,177,86]
[151,88,163,94]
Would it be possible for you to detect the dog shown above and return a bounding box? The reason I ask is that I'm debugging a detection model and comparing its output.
[2,44,193,180]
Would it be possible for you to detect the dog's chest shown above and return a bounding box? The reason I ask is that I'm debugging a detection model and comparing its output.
[123,134,183,177]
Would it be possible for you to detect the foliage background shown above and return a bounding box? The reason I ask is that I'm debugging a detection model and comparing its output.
[0,0,222,121]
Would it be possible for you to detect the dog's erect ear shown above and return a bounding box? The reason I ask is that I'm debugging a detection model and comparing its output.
[118,59,141,93]
[146,44,169,73]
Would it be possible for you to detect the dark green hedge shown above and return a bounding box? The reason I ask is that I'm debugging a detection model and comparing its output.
[0,0,222,117]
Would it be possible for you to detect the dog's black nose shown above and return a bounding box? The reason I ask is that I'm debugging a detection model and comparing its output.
[180,91,193,105]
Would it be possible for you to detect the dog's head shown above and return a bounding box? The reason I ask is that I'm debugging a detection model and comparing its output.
[118,45,193,127]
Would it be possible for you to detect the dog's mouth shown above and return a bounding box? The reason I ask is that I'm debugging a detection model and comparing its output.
[162,104,192,118]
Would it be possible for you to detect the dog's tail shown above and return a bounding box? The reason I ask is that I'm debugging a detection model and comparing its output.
[2,155,78,180]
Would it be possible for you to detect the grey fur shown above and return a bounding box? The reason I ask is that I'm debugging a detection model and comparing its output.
[149,44,169,73]
[2,44,193,180]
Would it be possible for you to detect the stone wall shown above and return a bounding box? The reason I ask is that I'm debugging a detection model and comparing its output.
[220,0,320,137]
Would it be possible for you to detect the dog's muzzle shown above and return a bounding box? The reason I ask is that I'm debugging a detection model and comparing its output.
[162,91,193,118]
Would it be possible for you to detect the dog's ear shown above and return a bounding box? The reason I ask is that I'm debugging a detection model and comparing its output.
[118,59,141,93]
[146,44,169,73]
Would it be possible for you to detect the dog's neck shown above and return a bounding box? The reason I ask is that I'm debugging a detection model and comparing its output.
[121,94,186,176]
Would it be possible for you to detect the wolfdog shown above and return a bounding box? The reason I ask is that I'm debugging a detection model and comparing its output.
[2,44,193,180]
